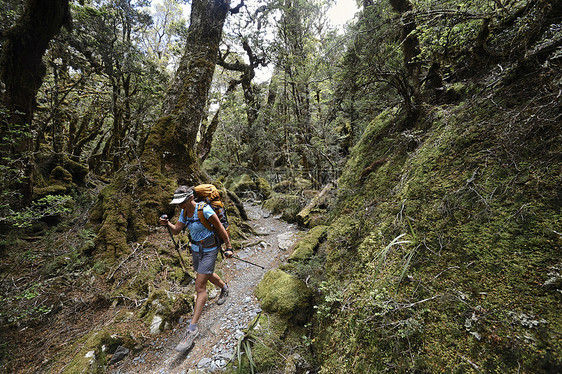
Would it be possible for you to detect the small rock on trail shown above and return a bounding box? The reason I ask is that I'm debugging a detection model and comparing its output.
[108,203,300,374]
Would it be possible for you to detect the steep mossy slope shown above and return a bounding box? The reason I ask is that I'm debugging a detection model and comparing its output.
[311,59,561,372]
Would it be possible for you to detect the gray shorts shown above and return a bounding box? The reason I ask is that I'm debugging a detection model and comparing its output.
[191,248,219,274]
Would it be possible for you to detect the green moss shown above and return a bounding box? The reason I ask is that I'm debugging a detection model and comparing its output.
[288,225,328,263]
[138,288,193,334]
[255,269,313,324]
[272,180,293,193]
[272,177,313,193]
[293,177,313,190]
[32,166,77,198]
[308,82,562,372]
[263,193,304,222]
[232,174,257,197]
[255,177,272,199]
[443,82,468,102]
[91,157,177,258]
[61,156,89,185]
[248,340,279,371]
[109,260,163,303]
[336,108,399,195]
[49,166,73,183]
[61,328,123,374]
[33,184,68,198]
[227,312,312,373]
[93,184,133,257]
[296,185,334,228]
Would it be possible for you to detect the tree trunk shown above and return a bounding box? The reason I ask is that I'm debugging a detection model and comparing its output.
[0,0,70,203]
[157,0,231,172]
[94,0,231,257]
[197,107,222,161]
[389,0,422,123]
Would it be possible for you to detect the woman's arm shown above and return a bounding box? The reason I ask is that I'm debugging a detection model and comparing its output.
[159,215,186,235]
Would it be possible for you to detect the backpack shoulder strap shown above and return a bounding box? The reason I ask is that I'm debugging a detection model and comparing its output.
[197,202,214,232]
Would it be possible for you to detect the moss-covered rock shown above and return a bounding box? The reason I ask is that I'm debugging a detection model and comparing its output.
[228,174,273,201]
[137,288,193,334]
[49,165,73,183]
[263,194,304,222]
[272,177,313,193]
[288,225,328,263]
[33,184,69,198]
[255,269,313,324]
[232,174,257,197]
[62,156,89,185]
[272,179,292,193]
[61,327,134,374]
[33,165,77,198]
[255,177,272,199]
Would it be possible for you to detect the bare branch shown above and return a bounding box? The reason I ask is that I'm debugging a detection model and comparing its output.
[230,0,244,14]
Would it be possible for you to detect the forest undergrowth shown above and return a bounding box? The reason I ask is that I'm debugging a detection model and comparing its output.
[302,38,562,374]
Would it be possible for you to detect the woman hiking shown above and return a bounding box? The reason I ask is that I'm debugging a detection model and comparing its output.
[159,185,233,352]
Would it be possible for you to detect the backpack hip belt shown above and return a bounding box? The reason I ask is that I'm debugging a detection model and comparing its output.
[193,234,218,249]
[193,235,219,262]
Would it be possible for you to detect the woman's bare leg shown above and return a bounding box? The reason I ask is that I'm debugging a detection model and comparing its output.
[192,272,212,325]
[208,273,226,289]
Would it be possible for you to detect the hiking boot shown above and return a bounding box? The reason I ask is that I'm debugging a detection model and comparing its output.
[175,326,199,352]
[217,284,229,305]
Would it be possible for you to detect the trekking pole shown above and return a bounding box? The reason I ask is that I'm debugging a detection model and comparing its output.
[221,248,265,269]
[232,255,265,269]
[161,215,187,271]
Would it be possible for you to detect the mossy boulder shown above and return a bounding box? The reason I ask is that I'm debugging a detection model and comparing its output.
[255,177,273,199]
[273,177,313,193]
[137,288,193,334]
[263,194,304,222]
[33,184,69,198]
[61,326,135,374]
[288,225,328,263]
[232,174,257,197]
[49,165,73,183]
[255,269,313,324]
[272,179,292,193]
[33,166,76,198]
[229,174,272,200]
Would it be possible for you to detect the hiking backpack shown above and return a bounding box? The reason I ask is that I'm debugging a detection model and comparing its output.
[193,184,229,242]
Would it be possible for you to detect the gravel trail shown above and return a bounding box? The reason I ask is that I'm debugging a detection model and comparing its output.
[109,203,299,374]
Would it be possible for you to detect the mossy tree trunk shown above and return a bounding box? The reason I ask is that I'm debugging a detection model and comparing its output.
[389,0,421,123]
[142,0,231,181]
[0,0,70,204]
[94,0,231,257]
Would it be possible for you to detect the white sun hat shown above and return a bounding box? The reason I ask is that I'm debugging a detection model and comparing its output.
[170,186,194,204]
